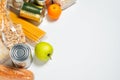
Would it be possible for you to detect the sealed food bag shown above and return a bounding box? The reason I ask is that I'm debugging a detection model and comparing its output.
[0,0,26,49]
[9,11,46,47]
[4,0,45,47]
[53,0,76,10]
[0,0,10,64]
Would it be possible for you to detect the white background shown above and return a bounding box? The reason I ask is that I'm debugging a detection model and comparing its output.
[30,0,120,80]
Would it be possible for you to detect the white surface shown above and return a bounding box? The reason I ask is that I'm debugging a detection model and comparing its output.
[30,0,120,80]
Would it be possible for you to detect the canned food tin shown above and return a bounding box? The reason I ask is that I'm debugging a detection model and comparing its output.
[10,44,33,68]
[20,2,45,22]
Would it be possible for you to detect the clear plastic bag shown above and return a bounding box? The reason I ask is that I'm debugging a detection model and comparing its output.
[0,0,26,65]
[53,0,76,10]
[0,0,26,49]
[45,0,76,9]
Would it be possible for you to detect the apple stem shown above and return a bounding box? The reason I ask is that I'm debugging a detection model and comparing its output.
[48,54,52,60]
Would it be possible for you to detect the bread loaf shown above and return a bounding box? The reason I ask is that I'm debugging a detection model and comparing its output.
[0,65,34,80]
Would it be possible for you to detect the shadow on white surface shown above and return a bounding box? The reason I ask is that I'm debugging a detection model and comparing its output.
[33,55,48,66]
[45,14,59,22]
[39,35,48,42]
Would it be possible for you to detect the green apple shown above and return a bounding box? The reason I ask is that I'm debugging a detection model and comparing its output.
[35,42,53,61]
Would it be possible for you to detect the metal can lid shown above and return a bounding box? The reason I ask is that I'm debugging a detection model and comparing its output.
[10,44,31,61]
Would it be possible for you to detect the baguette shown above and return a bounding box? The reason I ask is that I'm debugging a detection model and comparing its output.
[0,65,34,80]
